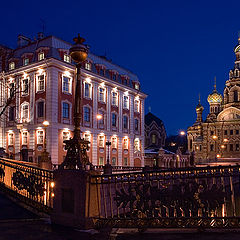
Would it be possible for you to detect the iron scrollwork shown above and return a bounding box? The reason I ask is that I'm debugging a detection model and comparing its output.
[12,170,45,197]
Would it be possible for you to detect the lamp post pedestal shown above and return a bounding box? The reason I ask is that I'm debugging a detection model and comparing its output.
[104,141,112,175]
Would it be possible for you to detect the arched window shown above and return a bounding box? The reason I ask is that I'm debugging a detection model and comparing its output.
[151,134,157,144]
[234,90,238,102]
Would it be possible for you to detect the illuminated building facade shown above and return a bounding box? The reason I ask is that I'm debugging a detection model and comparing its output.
[187,37,240,164]
[0,34,146,167]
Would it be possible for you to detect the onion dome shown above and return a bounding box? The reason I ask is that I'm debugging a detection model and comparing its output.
[196,94,204,111]
[207,77,222,104]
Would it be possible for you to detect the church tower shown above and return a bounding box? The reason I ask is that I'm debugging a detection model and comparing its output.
[223,36,240,109]
[207,77,222,115]
[195,94,204,123]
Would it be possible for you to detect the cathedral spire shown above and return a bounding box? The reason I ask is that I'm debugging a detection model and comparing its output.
[196,94,203,123]
[214,76,217,92]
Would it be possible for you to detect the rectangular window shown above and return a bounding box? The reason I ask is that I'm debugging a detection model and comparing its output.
[99,157,104,165]
[22,79,29,96]
[38,52,44,61]
[135,119,139,131]
[99,135,105,148]
[9,106,15,121]
[112,92,118,106]
[224,130,228,135]
[210,144,214,151]
[63,131,70,143]
[22,104,29,120]
[37,130,44,144]
[22,131,28,145]
[9,83,15,98]
[37,74,45,92]
[230,144,233,151]
[23,58,29,66]
[112,74,116,81]
[98,110,104,125]
[134,100,140,112]
[210,131,214,136]
[84,133,91,143]
[84,107,90,122]
[123,95,129,109]
[85,62,91,71]
[64,54,71,63]
[62,76,71,94]
[230,130,233,135]
[84,82,91,98]
[123,157,128,166]
[123,116,128,129]
[8,133,14,146]
[99,87,105,102]
[236,130,239,135]
[134,138,140,151]
[112,137,117,148]
[9,62,15,70]
[112,157,116,166]
[123,138,128,149]
[112,113,117,127]
[134,83,139,90]
[99,69,104,76]
[37,101,44,118]
[62,102,69,119]
[236,144,239,151]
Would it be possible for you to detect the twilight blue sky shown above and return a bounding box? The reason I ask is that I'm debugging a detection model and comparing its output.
[0,0,239,135]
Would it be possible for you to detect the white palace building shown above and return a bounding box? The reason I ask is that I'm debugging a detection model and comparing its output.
[0,33,147,167]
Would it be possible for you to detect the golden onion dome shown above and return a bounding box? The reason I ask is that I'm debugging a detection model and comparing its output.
[207,77,223,104]
[207,91,223,104]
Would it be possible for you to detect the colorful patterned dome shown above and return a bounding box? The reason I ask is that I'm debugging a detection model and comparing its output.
[207,91,222,104]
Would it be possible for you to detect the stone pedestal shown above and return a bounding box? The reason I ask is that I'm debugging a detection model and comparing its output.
[51,169,100,229]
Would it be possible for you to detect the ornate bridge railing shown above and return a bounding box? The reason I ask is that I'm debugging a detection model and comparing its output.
[0,158,54,213]
[91,165,240,229]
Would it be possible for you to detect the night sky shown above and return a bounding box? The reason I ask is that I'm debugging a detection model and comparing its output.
[1,0,239,135]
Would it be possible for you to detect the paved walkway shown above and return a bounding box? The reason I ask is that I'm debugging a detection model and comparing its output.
[1,193,240,240]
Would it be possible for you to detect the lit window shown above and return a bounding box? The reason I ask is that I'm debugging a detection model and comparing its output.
[62,76,71,94]
[9,106,15,121]
[38,52,44,61]
[134,138,140,151]
[123,138,128,149]
[8,133,14,146]
[99,87,105,102]
[64,54,71,63]
[62,102,69,119]
[151,134,156,144]
[112,92,118,106]
[85,62,91,71]
[84,82,91,98]
[123,95,129,109]
[8,83,15,98]
[98,110,104,125]
[37,101,44,118]
[22,79,29,96]
[23,58,29,66]
[99,135,105,148]
[22,131,28,145]
[134,100,140,112]
[63,131,70,143]
[37,130,44,144]
[22,103,29,120]
[112,113,117,127]
[99,157,104,165]
[112,137,117,148]
[84,106,90,122]
[84,133,91,143]
[37,74,45,92]
[112,157,116,166]
[9,62,15,70]
[135,83,139,90]
[123,116,128,129]
[123,157,128,166]
[135,119,139,131]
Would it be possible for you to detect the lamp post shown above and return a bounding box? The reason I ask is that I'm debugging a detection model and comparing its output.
[40,120,52,169]
[59,34,90,170]
[104,140,112,175]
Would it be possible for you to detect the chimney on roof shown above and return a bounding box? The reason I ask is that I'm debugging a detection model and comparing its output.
[17,35,31,47]
[37,32,44,40]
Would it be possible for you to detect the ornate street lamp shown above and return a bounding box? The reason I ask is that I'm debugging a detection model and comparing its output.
[104,140,112,175]
[60,34,91,170]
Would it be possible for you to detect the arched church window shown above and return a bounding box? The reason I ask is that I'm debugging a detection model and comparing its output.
[151,134,156,144]
[234,90,238,102]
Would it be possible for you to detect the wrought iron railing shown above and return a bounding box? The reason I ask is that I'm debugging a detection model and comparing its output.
[0,158,54,213]
[91,165,240,229]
